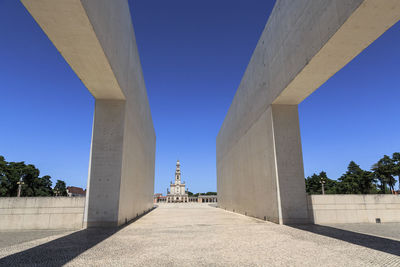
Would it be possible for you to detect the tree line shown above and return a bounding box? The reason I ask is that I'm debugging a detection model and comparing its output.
[0,156,68,197]
[305,153,400,195]
[188,191,217,197]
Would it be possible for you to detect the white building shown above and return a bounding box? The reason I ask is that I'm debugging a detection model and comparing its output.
[166,160,189,202]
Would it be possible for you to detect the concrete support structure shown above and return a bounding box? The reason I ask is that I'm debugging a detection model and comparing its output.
[308,195,400,224]
[0,197,85,230]
[21,0,156,227]
[217,0,400,224]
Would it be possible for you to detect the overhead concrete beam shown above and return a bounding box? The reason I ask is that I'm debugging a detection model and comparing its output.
[20,0,125,100]
[217,0,400,224]
[274,0,400,104]
[21,0,156,227]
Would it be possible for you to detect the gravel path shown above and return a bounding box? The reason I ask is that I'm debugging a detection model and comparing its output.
[0,203,399,266]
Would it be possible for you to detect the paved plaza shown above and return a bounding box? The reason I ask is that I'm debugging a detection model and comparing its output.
[0,203,399,266]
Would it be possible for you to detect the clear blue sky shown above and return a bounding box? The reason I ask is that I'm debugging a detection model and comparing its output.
[0,0,399,194]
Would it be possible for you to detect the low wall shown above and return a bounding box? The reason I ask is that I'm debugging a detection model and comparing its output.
[308,195,400,224]
[0,197,85,230]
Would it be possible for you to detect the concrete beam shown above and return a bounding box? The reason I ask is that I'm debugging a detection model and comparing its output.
[274,0,400,104]
[20,0,124,100]
[217,0,400,224]
[21,0,156,227]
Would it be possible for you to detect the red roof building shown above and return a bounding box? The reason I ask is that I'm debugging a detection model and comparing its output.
[66,186,86,197]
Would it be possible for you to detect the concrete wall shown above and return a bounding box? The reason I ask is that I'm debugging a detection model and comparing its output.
[217,0,400,224]
[0,197,85,230]
[20,0,156,227]
[308,195,400,224]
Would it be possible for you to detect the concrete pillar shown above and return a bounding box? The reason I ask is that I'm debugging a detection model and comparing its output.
[271,105,308,224]
[84,100,125,227]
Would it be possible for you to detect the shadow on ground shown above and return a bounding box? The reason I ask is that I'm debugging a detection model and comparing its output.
[0,230,69,249]
[0,207,156,266]
[290,224,400,257]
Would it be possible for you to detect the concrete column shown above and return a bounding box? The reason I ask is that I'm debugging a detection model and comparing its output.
[84,100,126,227]
[217,105,308,224]
[271,105,308,224]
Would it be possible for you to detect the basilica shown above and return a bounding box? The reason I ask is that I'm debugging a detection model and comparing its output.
[166,160,189,202]
[153,160,217,203]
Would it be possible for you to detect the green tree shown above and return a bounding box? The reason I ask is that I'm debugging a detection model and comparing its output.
[21,164,41,197]
[0,156,56,197]
[305,171,337,194]
[35,175,53,196]
[372,155,396,194]
[54,180,68,196]
[187,191,193,196]
[2,161,27,197]
[336,161,377,194]
[392,152,400,191]
[0,156,8,196]
[193,192,217,196]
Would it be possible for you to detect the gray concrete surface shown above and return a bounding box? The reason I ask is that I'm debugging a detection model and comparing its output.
[323,223,400,241]
[0,197,84,230]
[20,0,156,227]
[0,230,70,249]
[0,204,399,266]
[217,0,400,224]
[308,194,400,224]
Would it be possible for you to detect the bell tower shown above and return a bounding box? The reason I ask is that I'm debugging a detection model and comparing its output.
[167,160,188,203]
[175,160,181,183]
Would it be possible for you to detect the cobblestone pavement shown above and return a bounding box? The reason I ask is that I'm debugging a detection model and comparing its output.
[0,203,399,266]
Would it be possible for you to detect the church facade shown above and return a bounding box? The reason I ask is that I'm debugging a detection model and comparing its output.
[153,160,218,203]
[166,160,189,203]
